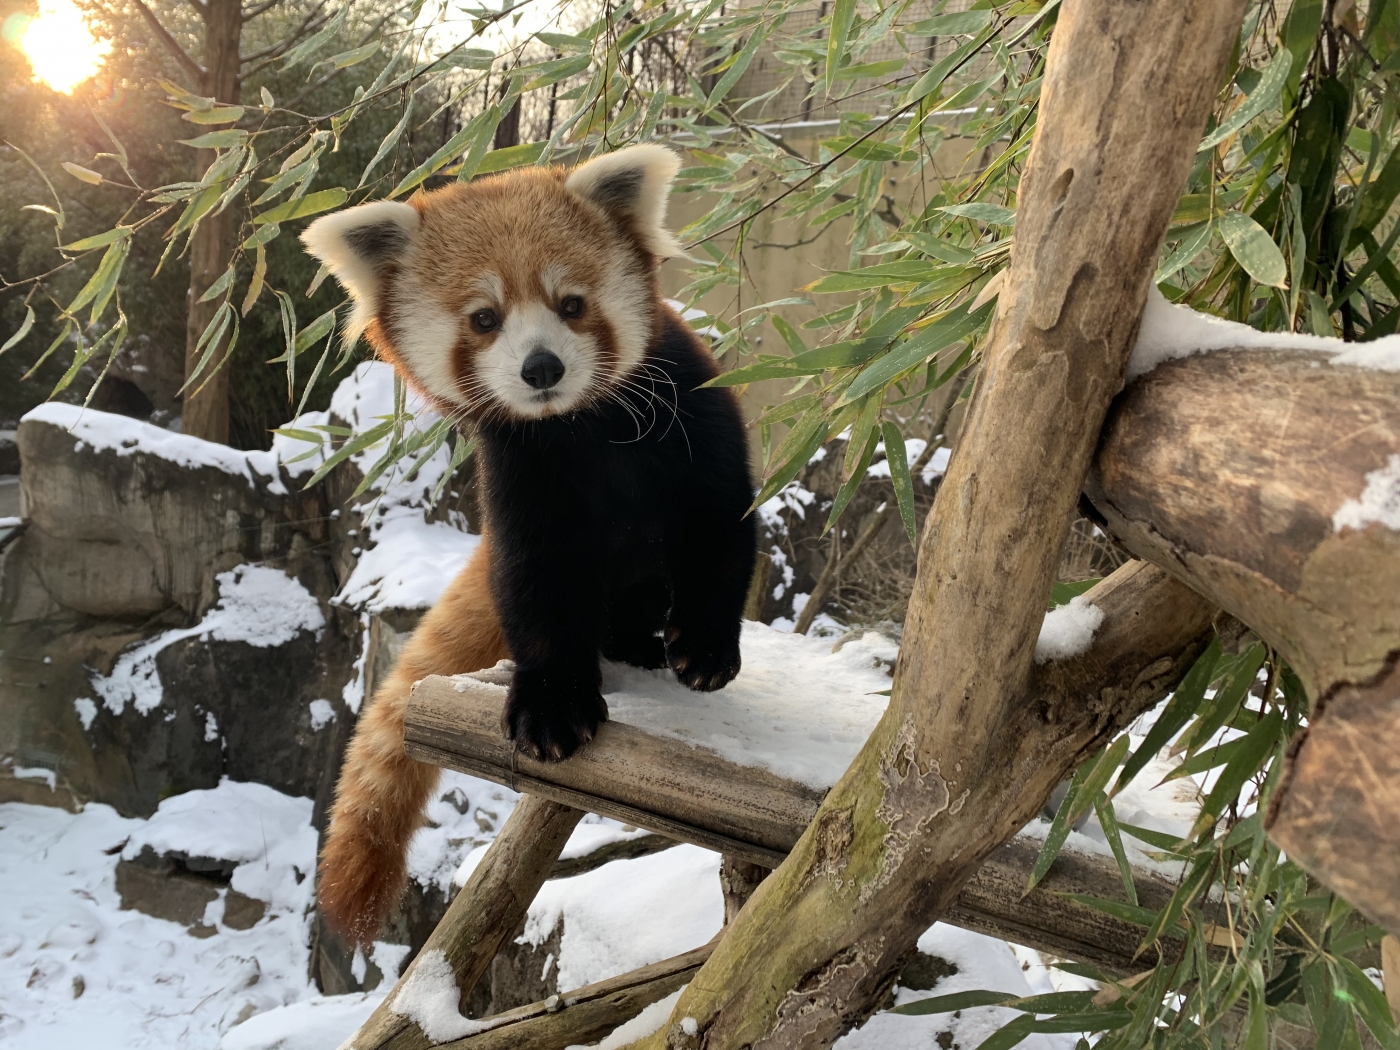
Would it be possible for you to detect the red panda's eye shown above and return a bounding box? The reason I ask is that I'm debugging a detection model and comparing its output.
[560,296,584,319]
[471,310,498,333]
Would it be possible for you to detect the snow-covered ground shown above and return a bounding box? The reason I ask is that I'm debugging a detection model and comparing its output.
[0,779,1097,1050]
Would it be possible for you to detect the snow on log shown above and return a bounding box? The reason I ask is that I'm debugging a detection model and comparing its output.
[1086,346,1400,935]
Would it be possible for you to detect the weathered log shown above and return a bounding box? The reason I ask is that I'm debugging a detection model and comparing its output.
[624,3,1245,1046]
[1085,348,1400,934]
[435,942,716,1050]
[347,794,583,1050]
[719,856,770,926]
[405,664,818,870]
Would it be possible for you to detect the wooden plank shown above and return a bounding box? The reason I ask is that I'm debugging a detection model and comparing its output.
[404,671,823,861]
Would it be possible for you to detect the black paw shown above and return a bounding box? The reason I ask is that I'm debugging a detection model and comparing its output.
[665,627,741,692]
[502,672,608,761]
[602,633,667,670]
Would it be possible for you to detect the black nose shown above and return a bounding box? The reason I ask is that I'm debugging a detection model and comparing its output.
[521,350,565,390]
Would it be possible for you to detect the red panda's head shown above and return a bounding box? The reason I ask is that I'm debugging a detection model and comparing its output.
[302,144,683,421]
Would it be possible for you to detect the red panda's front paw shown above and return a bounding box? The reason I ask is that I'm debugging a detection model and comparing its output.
[665,628,742,692]
[503,672,608,761]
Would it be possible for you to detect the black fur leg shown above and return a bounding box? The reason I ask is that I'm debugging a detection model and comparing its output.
[603,632,667,670]
[502,669,609,761]
[665,625,742,692]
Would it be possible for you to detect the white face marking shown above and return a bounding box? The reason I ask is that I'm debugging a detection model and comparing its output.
[477,300,600,419]
[593,257,652,377]
[385,272,465,408]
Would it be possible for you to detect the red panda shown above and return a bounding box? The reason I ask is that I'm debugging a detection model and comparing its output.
[301,145,757,945]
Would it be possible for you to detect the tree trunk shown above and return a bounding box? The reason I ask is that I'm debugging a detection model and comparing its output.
[1084,347,1400,934]
[182,0,243,444]
[621,4,1245,1046]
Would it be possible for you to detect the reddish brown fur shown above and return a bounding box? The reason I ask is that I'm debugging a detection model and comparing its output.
[317,536,509,945]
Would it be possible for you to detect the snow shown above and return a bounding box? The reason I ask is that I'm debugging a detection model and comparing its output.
[390,949,496,1041]
[218,993,384,1050]
[335,505,480,613]
[72,698,98,731]
[1128,284,1400,379]
[519,845,723,991]
[308,699,336,731]
[409,771,519,894]
[1033,596,1105,664]
[834,924,1081,1050]
[21,402,284,491]
[0,796,319,1050]
[866,438,951,485]
[1332,453,1400,533]
[572,988,685,1050]
[449,621,894,791]
[12,766,56,790]
[123,779,314,872]
[90,565,325,717]
[326,364,480,614]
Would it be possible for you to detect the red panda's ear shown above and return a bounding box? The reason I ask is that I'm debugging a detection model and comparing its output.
[301,201,419,343]
[566,144,685,260]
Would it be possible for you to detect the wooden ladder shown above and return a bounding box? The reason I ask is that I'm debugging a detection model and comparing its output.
[343,664,1185,1050]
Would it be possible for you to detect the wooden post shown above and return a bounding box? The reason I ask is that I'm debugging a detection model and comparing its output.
[346,794,584,1050]
[1085,347,1400,934]
[618,3,1246,1045]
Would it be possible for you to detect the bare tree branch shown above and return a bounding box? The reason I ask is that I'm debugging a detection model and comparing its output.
[241,0,279,22]
[132,0,206,81]
[238,0,327,66]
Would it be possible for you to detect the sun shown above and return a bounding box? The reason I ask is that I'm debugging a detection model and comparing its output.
[19,0,111,94]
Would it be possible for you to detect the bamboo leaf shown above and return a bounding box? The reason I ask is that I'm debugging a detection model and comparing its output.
[360,96,416,188]
[824,0,856,94]
[179,130,248,150]
[1154,222,1213,283]
[890,990,1019,1016]
[939,202,1015,225]
[1199,49,1292,151]
[475,140,546,177]
[62,162,102,185]
[183,105,245,125]
[242,241,268,316]
[199,263,238,304]
[1066,735,1131,828]
[906,11,992,35]
[839,301,993,406]
[881,420,918,546]
[1094,793,1139,907]
[1114,638,1221,794]
[61,226,132,252]
[65,237,129,319]
[1,306,35,355]
[253,188,348,225]
[1189,710,1284,837]
[1218,211,1287,287]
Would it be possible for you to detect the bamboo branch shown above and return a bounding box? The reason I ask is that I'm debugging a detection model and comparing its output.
[794,380,966,636]
[240,0,278,21]
[131,0,206,81]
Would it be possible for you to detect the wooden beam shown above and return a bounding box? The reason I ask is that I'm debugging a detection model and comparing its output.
[435,942,716,1050]
[1086,347,1400,935]
[405,664,819,870]
[347,794,583,1050]
[404,579,1208,978]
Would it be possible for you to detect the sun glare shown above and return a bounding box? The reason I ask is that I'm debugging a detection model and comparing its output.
[19,0,111,94]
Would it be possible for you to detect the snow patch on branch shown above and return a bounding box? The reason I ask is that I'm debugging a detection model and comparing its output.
[572,988,686,1050]
[1128,285,1400,379]
[390,949,497,1042]
[1333,454,1400,533]
[1034,596,1104,665]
